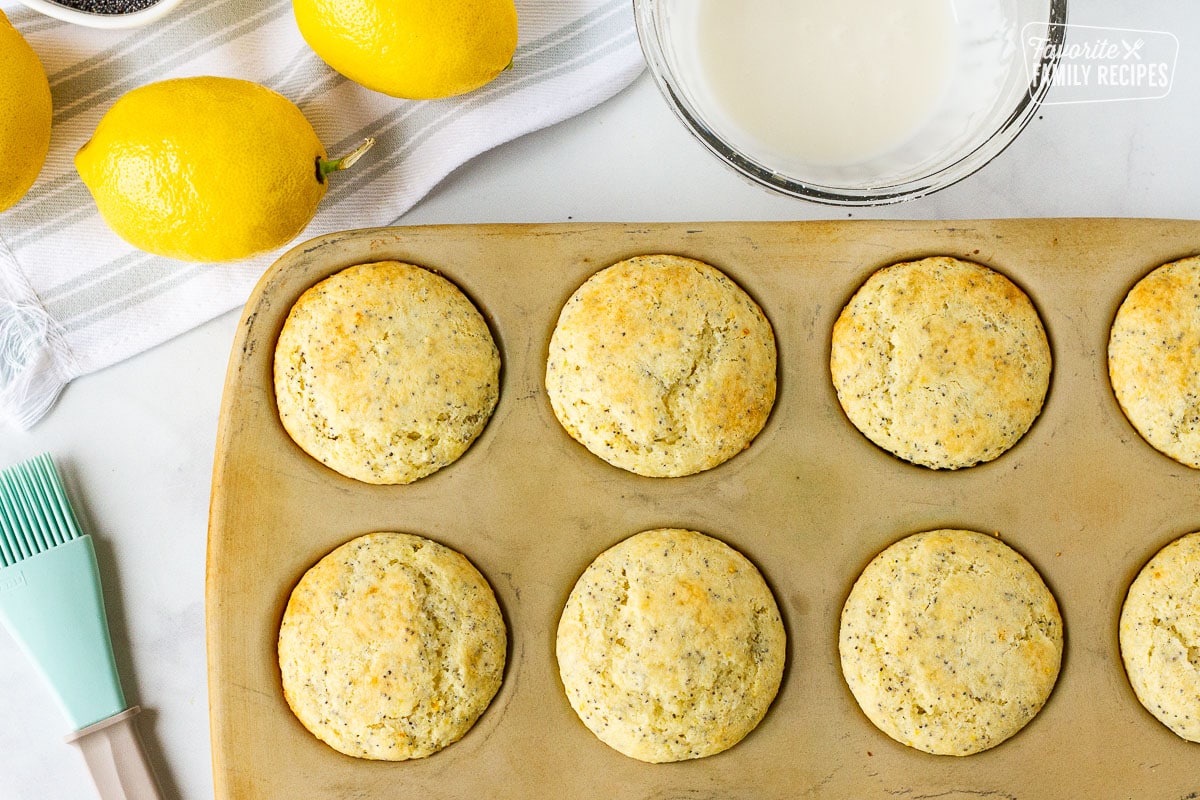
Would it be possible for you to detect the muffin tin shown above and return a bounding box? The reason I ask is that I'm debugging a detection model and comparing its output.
[208,219,1200,799]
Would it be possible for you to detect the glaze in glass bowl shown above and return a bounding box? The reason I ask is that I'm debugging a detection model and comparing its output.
[634,0,1069,205]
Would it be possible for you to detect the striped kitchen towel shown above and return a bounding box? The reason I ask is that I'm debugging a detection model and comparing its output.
[0,0,643,429]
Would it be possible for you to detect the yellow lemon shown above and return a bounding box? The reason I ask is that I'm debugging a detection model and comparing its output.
[0,10,52,213]
[294,0,518,100]
[75,76,371,262]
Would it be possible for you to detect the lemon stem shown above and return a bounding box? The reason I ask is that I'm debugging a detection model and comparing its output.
[317,138,375,183]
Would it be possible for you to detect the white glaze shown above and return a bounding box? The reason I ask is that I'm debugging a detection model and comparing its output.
[692,0,957,166]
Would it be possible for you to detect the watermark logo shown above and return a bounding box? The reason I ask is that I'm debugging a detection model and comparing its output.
[0,571,26,594]
[1025,23,1179,104]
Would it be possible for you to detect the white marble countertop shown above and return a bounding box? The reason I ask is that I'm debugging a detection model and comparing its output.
[1,2,1198,799]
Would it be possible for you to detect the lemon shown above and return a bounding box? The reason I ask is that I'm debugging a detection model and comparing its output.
[0,10,52,213]
[294,0,518,100]
[75,77,371,263]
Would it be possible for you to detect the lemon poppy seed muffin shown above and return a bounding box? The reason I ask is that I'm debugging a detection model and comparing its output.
[830,257,1051,470]
[278,532,507,760]
[546,254,777,477]
[556,528,786,763]
[1119,530,1200,742]
[1108,256,1200,469]
[839,529,1063,756]
[274,261,500,484]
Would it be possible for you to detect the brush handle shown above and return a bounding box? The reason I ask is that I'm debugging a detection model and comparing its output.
[66,706,164,800]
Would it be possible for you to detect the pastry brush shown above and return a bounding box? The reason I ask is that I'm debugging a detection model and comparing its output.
[0,453,163,800]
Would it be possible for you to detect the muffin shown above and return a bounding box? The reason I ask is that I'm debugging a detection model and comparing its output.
[546,254,776,477]
[274,261,500,484]
[831,256,1051,469]
[556,528,786,762]
[1108,255,1200,468]
[1119,530,1200,742]
[839,529,1063,755]
[278,531,507,760]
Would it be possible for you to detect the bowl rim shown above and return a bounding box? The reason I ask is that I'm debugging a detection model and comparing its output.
[14,0,188,29]
[633,0,1070,206]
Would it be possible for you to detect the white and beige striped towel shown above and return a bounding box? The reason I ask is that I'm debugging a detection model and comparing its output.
[0,0,644,429]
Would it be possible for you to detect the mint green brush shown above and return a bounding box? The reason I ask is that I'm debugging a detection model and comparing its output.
[0,454,163,800]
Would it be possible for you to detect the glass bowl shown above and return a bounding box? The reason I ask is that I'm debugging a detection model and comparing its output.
[634,0,1068,206]
[16,0,188,29]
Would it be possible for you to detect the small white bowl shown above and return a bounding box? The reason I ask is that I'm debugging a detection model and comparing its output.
[16,0,187,29]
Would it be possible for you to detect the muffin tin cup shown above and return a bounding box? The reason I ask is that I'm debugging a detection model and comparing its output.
[208,220,1200,799]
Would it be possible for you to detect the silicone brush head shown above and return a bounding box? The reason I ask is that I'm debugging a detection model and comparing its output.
[0,453,126,729]
[0,453,84,566]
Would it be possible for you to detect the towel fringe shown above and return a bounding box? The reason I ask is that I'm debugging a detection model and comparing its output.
[0,242,79,430]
